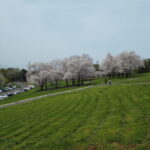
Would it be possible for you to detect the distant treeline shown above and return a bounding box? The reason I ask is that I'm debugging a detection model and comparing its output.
[0,68,27,83]
[138,59,150,73]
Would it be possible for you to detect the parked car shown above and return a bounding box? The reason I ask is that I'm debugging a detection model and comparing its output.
[2,87,12,92]
[0,95,8,100]
[20,89,25,93]
[3,95,8,98]
[28,85,35,89]
[0,89,2,93]
[12,85,17,89]
[24,87,31,91]
[6,87,13,90]
[0,96,3,100]
[13,91,21,95]
[7,93,14,96]
[2,89,7,92]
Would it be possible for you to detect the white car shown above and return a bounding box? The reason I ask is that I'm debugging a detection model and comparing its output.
[24,87,31,91]
[13,91,20,95]
[28,85,35,89]
[0,95,8,100]
[0,90,2,93]
[5,87,12,91]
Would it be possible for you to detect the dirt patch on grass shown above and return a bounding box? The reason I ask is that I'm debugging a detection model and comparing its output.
[112,142,137,150]
[87,145,97,150]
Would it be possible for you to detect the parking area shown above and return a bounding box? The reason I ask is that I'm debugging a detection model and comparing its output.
[0,84,34,100]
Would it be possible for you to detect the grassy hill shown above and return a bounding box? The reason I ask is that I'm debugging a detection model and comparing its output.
[0,73,150,150]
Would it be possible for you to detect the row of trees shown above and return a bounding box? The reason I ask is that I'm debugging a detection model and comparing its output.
[99,51,144,78]
[0,52,146,90]
[27,51,145,90]
[27,54,95,90]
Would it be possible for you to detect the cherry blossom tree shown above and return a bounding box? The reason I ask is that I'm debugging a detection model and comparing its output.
[100,53,118,77]
[116,51,144,78]
[61,58,72,87]
[50,60,64,88]
[100,51,144,79]
[66,54,95,85]
[27,63,52,90]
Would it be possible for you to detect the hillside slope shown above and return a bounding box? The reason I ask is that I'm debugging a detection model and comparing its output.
[0,84,150,150]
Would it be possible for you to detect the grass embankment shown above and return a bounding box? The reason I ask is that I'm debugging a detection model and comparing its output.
[0,84,150,150]
[1,73,150,105]
[0,85,87,105]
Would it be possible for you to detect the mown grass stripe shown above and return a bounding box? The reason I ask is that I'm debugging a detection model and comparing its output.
[0,83,150,150]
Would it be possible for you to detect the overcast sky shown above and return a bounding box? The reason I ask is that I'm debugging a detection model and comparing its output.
[0,0,150,68]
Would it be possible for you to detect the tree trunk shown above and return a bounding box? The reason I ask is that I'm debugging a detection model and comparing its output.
[39,81,44,90]
[74,79,76,86]
[81,78,84,85]
[40,85,43,90]
[72,79,76,86]
[72,79,74,86]
[55,80,58,89]
[104,78,107,84]
[129,72,131,78]
[65,79,69,87]
[112,72,115,78]
[45,84,47,90]
[51,82,54,86]
[44,80,47,90]
[77,77,80,86]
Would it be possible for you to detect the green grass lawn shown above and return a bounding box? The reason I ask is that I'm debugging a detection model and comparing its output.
[92,73,150,85]
[110,73,150,84]
[0,83,150,150]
